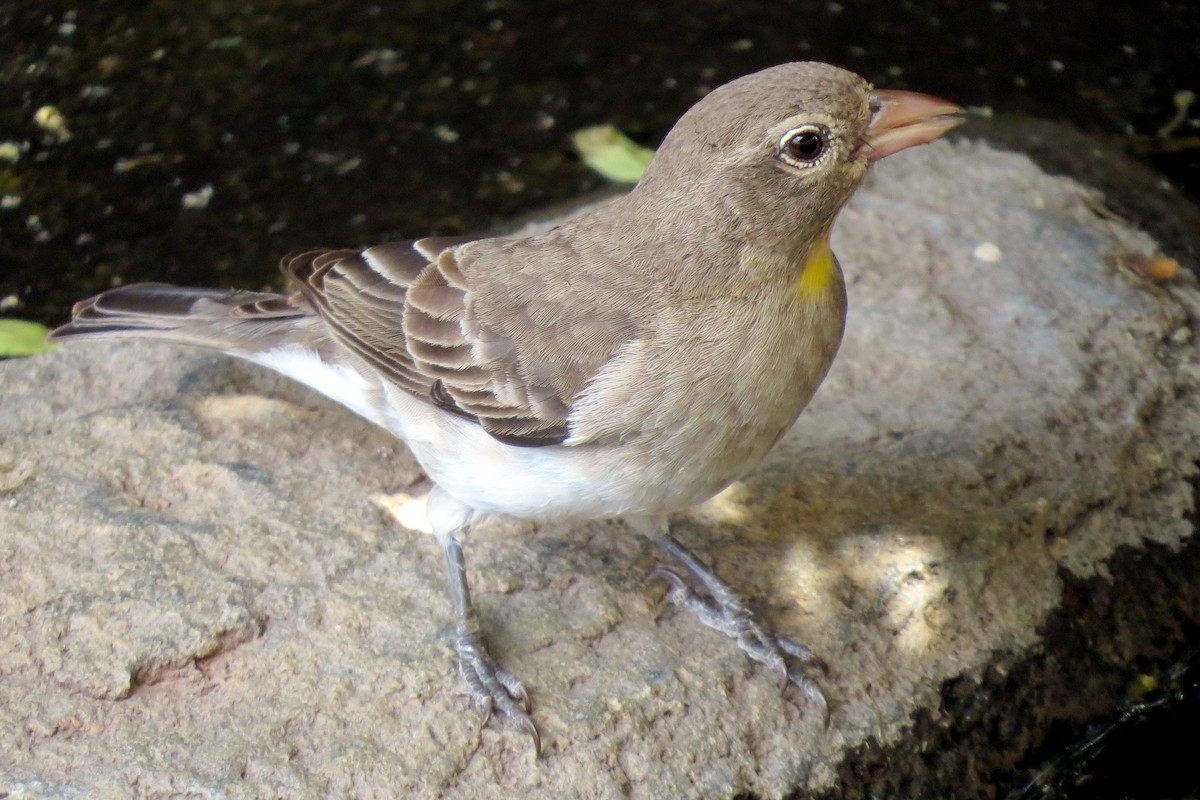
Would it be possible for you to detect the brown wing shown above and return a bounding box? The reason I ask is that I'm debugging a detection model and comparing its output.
[282,238,579,447]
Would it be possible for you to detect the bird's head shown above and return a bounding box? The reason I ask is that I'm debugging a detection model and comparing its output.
[636,62,964,253]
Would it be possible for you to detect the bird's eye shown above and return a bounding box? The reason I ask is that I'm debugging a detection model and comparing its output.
[778,125,829,167]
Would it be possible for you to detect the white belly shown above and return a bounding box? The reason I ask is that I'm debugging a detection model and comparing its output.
[247,346,691,522]
[379,383,697,521]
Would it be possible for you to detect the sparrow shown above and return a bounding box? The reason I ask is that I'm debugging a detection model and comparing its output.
[49,61,964,754]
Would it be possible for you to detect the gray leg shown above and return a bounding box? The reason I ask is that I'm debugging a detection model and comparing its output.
[631,515,829,725]
[429,489,540,754]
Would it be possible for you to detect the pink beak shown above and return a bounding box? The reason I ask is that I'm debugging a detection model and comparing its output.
[859,90,965,163]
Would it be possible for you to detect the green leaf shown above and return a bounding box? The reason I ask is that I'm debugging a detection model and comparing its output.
[0,318,56,357]
[571,125,655,183]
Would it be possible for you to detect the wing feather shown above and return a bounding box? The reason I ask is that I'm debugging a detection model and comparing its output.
[283,238,591,446]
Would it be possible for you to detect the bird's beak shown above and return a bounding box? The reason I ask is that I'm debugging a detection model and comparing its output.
[859,90,965,163]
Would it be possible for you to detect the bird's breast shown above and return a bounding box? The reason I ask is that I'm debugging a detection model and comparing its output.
[623,273,847,503]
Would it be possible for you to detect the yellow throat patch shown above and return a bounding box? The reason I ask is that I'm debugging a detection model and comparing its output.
[794,237,836,299]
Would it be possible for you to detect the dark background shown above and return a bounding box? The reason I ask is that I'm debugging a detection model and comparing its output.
[1,0,1198,325]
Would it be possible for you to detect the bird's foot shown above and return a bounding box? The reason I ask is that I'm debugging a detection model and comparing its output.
[652,566,829,725]
[455,631,541,755]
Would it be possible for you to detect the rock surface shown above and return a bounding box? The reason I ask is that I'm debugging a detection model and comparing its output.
[2,139,1198,799]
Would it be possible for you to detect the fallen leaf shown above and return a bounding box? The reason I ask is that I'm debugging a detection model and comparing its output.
[0,318,56,357]
[571,125,655,183]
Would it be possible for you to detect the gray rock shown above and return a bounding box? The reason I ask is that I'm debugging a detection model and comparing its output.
[2,139,1198,799]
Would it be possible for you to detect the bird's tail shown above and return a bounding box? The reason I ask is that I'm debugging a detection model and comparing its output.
[48,283,315,355]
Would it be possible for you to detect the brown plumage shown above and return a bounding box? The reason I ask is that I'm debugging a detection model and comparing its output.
[49,62,964,752]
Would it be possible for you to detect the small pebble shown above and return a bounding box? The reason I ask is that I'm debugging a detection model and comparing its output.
[181,184,214,210]
[34,106,71,141]
[433,124,460,143]
[973,242,1003,263]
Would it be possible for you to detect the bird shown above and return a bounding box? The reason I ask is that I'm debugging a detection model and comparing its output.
[49,61,964,754]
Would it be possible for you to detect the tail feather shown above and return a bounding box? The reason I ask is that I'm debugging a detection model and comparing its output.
[48,283,316,354]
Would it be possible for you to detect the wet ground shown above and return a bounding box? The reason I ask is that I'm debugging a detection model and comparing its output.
[0,1,1198,325]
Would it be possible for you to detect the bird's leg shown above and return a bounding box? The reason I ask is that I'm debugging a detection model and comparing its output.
[429,490,540,754]
[631,516,829,725]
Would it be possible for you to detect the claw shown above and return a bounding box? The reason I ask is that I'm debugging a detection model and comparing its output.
[496,667,531,713]
[477,695,494,726]
[454,632,540,753]
[650,533,832,725]
[650,566,688,593]
[776,661,790,693]
[794,677,830,729]
[518,715,543,758]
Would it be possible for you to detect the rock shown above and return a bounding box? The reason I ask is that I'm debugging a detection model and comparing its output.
[2,139,1198,799]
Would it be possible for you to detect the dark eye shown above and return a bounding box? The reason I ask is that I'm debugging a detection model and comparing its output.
[779,125,828,167]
